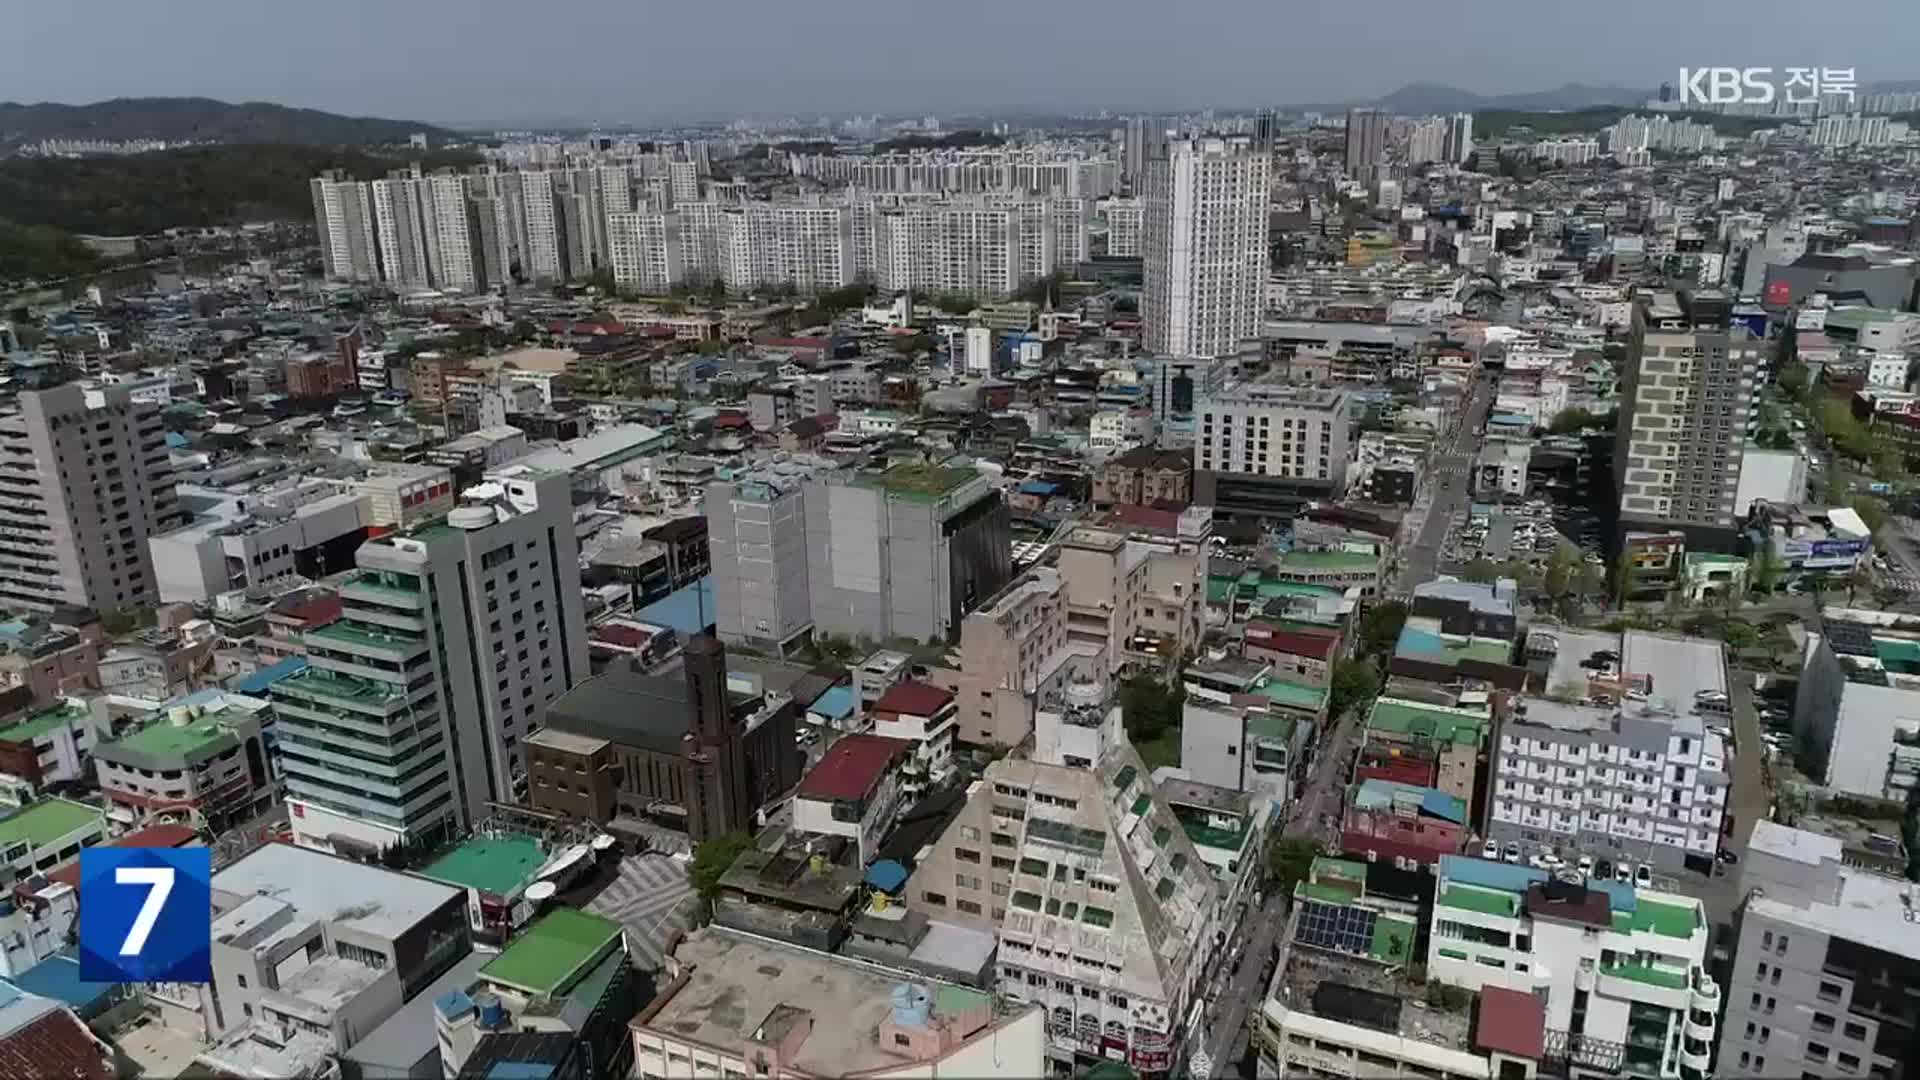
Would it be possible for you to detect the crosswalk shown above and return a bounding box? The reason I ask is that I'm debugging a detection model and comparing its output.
[585,853,701,971]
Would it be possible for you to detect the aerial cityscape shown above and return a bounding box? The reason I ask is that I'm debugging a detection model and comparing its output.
[2,4,1920,1079]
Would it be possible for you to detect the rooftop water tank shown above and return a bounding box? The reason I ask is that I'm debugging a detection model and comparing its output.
[168,706,192,728]
[448,505,496,530]
[890,983,931,1027]
[475,992,507,1030]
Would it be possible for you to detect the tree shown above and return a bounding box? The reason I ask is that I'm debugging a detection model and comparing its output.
[688,832,754,904]
[1749,544,1783,596]
[1722,620,1758,653]
[1327,658,1382,722]
[1119,675,1183,744]
[1762,625,1797,668]
[1543,547,1576,603]
[1266,835,1321,895]
[1462,557,1499,584]
[1777,361,1811,401]
[1358,602,1409,660]
[1850,496,1890,539]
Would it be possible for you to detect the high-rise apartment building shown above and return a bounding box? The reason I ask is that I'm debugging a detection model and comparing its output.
[272,466,588,854]
[668,158,702,205]
[516,170,565,282]
[369,172,432,287]
[1614,290,1759,545]
[1344,108,1388,181]
[1141,137,1272,358]
[1103,196,1143,257]
[0,384,180,613]
[1717,822,1918,1080]
[1444,112,1476,164]
[423,172,484,290]
[607,210,682,294]
[741,202,854,293]
[310,171,380,282]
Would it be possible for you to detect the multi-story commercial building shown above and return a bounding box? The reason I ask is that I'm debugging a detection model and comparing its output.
[1092,446,1193,509]
[1794,615,1920,801]
[1142,137,1271,359]
[707,458,818,652]
[272,466,588,854]
[633,926,1047,1080]
[1428,855,1718,1080]
[0,384,181,613]
[927,567,1075,749]
[93,691,277,833]
[1147,354,1229,448]
[310,170,380,282]
[1055,519,1209,671]
[1614,290,1760,548]
[1716,821,1918,1080]
[1493,628,1731,872]
[903,678,1221,1075]
[1195,382,1350,486]
[803,465,1012,646]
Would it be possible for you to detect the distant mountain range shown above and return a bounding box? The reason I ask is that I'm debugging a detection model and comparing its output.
[0,97,467,154]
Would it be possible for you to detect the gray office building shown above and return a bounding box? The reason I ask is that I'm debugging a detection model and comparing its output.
[1344,108,1388,182]
[1716,821,1920,1080]
[804,465,1012,646]
[0,383,181,613]
[708,459,817,652]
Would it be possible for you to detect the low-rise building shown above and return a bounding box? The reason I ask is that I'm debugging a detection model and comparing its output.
[0,798,103,889]
[869,681,957,799]
[1341,778,1468,868]
[1795,615,1920,800]
[1428,855,1717,1080]
[631,927,1046,1080]
[0,698,109,795]
[92,692,276,835]
[790,733,911,866]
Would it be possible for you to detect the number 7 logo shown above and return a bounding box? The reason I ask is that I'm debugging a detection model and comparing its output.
[115,866,174,956]
[80,846,211,984]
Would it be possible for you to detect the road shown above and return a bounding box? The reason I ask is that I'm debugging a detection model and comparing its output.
[1393,375,1496,596]
[1197,698,1366,1073]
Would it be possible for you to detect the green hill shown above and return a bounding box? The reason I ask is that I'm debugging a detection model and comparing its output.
[0,96,465,154]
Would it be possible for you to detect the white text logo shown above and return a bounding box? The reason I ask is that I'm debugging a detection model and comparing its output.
[1677,67,1856,107]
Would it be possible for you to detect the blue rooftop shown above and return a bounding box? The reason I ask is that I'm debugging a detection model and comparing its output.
[231,656,308,695]
[1438,854,1549,894]
[1351,778,1466,824]
[486,1065,558,1080]
[1017,481,1060,496]
[866,859,908,893]
[6,949,116,1018]
[636,575,715,638]
[1588,878,1638,913]
[434,989,475,1020]
[809,684,856,722]
[164,432,189,448]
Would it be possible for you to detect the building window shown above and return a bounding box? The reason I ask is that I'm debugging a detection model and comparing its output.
[923,891,947,906]
[956,847,981,864]
[956,899,982,915]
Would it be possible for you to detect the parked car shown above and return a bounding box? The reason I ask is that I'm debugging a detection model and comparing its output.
[1503,842,1522,864]
[1483,840,1500,860]
[1578,855,1595,877]
[1635,864,1654,887]
[1614,861,1633,883]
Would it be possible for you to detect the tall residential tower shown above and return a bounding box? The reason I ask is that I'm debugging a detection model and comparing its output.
[1142,137,1272,359]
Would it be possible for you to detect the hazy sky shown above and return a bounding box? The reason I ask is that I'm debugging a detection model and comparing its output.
[5,0,1916,127]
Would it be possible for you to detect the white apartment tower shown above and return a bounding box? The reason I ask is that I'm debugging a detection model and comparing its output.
[370,173,432,287]
[0,384,181,613]
[1103,197,1144,257]
[516,170,565,282]
[1142,137,1272,359]
[310,171,380,283]
[607,210,683,294]
[424,172,483,291]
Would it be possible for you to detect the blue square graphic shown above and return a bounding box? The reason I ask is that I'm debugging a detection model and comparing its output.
[79,846,211,984]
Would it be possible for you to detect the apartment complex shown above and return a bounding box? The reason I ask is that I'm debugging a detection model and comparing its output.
[0,384,180,613]
[272,467,588,854]
[311,171,380,282]
[904,679,1221,1074]
[1493,628,1731,873]
[1428,856,1718,1080]
[1142,136,1272,358]
[787,147,1119,197]
[1614,290,1761,545]
[1716,821,1918,1080]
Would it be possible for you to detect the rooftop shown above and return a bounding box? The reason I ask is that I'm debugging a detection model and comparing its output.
[642,928,1005,1076]
[480,908,624,999]
[796,734,910,803]
[0,799,100,851]
[0,702,89,745]
[872,680,954,717]
[1366,698,1487,746]
[856,463,978,500]
[419,834,548,898]
[97,715,237,769]
[211,843,461,942]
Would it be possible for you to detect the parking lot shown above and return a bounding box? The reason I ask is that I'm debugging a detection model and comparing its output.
[1440,498,1603,576]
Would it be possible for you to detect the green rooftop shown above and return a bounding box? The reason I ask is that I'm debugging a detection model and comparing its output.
[1601,960,1691,990]
[1875,638,1920,675]
[1255,678,1328,714]
[103,717,236,766]
[1278,550,1379,572]
[1179,816,1249,853]
[307,621,427,654]
[480,908,623,998]
[1371,913,1418,963]
[1438,883,1519,917]
[0,799,102,850]
[858,464,978,501]
[1614,897,1701,939]
[1246,711,1296,742]
[420,834,546,897]
[0,703,87,744]
[1256,580,1343,599]
[1368,699,1488,746]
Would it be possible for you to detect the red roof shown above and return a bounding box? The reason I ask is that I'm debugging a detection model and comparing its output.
[43,824,197,890]
[1112,504,1181,531]
[872,680,954,718]
[797,734,909,802]
[1244,624,1337,660]
[275,594,343,628]
[0,1006,111,1080]
[592,623,654,649]
[1474,986,1547,1061]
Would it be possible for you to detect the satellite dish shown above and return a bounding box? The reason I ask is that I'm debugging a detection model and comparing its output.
[525,881,557,904]
[591,834,617,852]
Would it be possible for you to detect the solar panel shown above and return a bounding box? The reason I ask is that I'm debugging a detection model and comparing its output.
[1294,900,1379,956]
